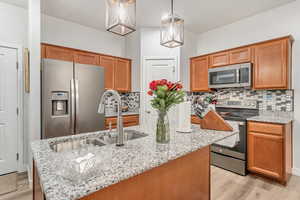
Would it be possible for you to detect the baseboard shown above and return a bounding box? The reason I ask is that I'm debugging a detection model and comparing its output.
[292,168,300,176]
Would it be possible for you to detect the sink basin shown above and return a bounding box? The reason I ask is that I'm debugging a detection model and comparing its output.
[50,138,106,153]
[99,130,148,145]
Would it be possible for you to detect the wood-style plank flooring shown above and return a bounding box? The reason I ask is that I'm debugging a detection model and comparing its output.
[1,167,300,200]
[211,166,300,200]
[0,173,31,200]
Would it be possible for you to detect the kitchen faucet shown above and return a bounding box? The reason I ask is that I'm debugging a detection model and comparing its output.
[98,90,124,146]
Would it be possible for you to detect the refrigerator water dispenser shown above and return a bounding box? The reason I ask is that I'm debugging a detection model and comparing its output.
[51,92,69,116]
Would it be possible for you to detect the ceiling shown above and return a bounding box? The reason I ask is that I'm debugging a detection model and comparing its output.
[1,0,295,33]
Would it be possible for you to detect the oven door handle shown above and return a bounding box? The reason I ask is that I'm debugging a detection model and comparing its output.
[236,69,240,84]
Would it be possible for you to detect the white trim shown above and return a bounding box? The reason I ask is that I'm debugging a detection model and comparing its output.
[292,168,300,177]
[140,56,180,130]
[0,41,26,173]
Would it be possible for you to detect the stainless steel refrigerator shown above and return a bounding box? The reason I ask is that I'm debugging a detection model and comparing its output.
[42,59,105,139]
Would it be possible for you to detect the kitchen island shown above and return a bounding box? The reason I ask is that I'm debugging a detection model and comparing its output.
[31,124,238,200]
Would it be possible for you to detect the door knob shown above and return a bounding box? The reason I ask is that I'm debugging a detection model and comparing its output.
[146,110,151,114]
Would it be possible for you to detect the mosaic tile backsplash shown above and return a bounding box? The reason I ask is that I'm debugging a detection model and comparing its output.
[105,92,140,111]
[104,89,293,113]
[187,89,294,112]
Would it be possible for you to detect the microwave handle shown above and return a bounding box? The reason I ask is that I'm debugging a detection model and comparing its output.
[236,69,240,83]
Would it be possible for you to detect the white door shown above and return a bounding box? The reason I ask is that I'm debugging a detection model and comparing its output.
[0,47,18,175]
[143,58,178,133]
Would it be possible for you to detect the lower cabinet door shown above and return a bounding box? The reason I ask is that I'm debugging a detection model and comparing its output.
[248,132,284,180]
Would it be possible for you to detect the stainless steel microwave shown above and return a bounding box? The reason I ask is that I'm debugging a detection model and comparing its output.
[208,63,252,89]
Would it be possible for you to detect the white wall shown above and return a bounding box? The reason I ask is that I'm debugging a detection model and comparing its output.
[125,30,141,92]
[41,15,126,57]
[196,0,300,175]
[0,2,28,172]
[140,28,180,59]
[0,2,128,172]
[0,2,27,46]
[180,30,198,91]
[27,0,41,179]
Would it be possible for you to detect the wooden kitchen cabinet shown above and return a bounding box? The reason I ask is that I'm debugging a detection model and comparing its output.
[190,36,293,91]
[190,56,210,92]
[209,51,229,67]
[247,121,292,184]
[253,37,292,90]
[33,161,45,200]
[191,115,202,125]
[229,47,251,64]
[74,51,99,65]
[114,58,131,92]
[44,45,74,61]
[99,56,116,90]
[105,115,139,129]
[41,44,132,92]
[99,56,131,92]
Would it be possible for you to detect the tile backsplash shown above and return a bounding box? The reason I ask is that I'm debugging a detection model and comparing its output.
[105,92,140,111]
[104,89,293,113]
[188,89,294,112]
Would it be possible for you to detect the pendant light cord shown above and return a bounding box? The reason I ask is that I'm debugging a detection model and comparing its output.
[171,0,174,15]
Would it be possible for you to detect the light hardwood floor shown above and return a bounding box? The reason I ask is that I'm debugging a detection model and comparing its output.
[1,167,300,200]
[211,166,300,200]
[0,173,31,200]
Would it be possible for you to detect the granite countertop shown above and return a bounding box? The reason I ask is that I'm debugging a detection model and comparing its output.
[105,110,139,117]
[247,111,294,124]
[31,123,238,200]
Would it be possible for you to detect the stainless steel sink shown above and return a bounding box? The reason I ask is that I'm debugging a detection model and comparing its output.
[50,138,106,152]
[99,130,148,145]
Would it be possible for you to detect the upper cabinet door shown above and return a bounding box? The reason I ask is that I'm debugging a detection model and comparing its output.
[99,56,115,90]
[229,47,251,64]
[190,56,210,92]
[74,51,99,65]
[209,52,229,67]
[253,39,290,90]
[45,45,74,62]
[114,58,131,92]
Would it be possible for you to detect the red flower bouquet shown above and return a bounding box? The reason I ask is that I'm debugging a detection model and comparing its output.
[147,79,185,143]
[147,79,185,111]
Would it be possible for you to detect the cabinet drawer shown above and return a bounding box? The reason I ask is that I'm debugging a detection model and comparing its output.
[105,115,139,129]
[248,121,283,136]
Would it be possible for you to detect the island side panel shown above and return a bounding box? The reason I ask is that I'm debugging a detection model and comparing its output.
[81,145,211,200]
[33,161,45,200]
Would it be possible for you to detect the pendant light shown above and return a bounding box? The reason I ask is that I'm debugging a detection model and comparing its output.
[106,0,136,36]
[160,0,184,48]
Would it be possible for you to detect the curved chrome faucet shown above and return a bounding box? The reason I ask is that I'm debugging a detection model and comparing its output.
[98,90,124,146]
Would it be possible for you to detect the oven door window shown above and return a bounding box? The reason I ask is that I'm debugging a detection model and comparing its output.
[209,69,237,85]
[239,67,250,84]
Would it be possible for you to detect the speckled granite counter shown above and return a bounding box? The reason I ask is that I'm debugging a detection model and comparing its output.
[31,123,238,200]
[105,110,139,117]
[247,111,294,124]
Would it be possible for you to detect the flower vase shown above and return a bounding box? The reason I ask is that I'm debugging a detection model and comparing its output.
[156,111,170,144]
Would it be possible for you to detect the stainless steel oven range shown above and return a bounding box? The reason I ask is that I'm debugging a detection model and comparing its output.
[211,100,258,176]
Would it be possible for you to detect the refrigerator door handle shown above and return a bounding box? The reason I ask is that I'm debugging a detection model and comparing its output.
[75,79,80,134]
[70,79,75,134]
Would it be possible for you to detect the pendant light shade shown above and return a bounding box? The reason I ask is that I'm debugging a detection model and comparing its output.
[160,0,184,48]
[106,0,136,36]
